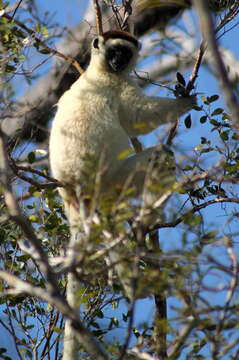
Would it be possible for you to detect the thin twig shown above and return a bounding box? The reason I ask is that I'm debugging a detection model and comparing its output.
[121,0,133,31]
[11,0,23,19]
[150,197,239,233]
[186,41,206,94]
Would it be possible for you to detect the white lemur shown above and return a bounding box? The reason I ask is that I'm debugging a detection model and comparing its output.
[49,30,196,225]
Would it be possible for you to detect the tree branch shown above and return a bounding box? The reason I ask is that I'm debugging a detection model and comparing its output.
[150,197,239,233]
[9,156,62,189]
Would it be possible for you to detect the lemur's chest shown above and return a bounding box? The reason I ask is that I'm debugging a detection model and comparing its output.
[50,79,131,183]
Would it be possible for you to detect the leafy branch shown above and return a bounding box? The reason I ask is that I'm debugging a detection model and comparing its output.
[1,11,84,73]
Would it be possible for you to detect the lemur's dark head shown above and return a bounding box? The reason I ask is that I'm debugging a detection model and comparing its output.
[91,30,141,74]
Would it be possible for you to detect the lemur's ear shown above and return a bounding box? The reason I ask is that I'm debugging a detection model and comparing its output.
[93,37,99,49]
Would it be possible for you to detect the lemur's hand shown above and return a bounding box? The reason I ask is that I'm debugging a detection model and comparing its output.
[174,72,196,98]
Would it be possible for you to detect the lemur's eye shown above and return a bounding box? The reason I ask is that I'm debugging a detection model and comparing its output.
[93,38,99,49]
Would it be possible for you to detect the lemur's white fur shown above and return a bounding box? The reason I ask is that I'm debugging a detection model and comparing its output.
[49,32,196,223]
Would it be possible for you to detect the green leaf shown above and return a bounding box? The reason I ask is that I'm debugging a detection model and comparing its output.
[35,23,41,32]
[210,119,220,126]
[201,96,209,105]
[122,313,128,322]
[28,151,36,164]
[111,301,118,309]
[95,309,104,318]
[112,317,119,326]
[184,214,201,226]
[29,214,40,223]
[133,328,140,338]
[29,185,38,194]
[0,348,7,355]
[208,94,219,103]
[220,131,229,141]
[195,144,204,151]
[176,72,186,86]
[222,113,231,121]
[201,137,207,144]
[32,191,41,198]
[90,321,100,329]
[211,108,223,116]
[41,26,49,38]
[38,48,51,54]
[200,115,207,124]
[174,83,186,96]
[193,105,202,111]
[26,324,34,329]
[53,327,64,333]
[200,147,214,153]
[184,114,192,128]
[232,133,239,140]
[5,64,16,73]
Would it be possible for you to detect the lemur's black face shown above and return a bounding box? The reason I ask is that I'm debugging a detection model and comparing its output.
[105,44,133,73]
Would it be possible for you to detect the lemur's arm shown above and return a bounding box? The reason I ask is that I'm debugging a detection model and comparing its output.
[119,84,196,136]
